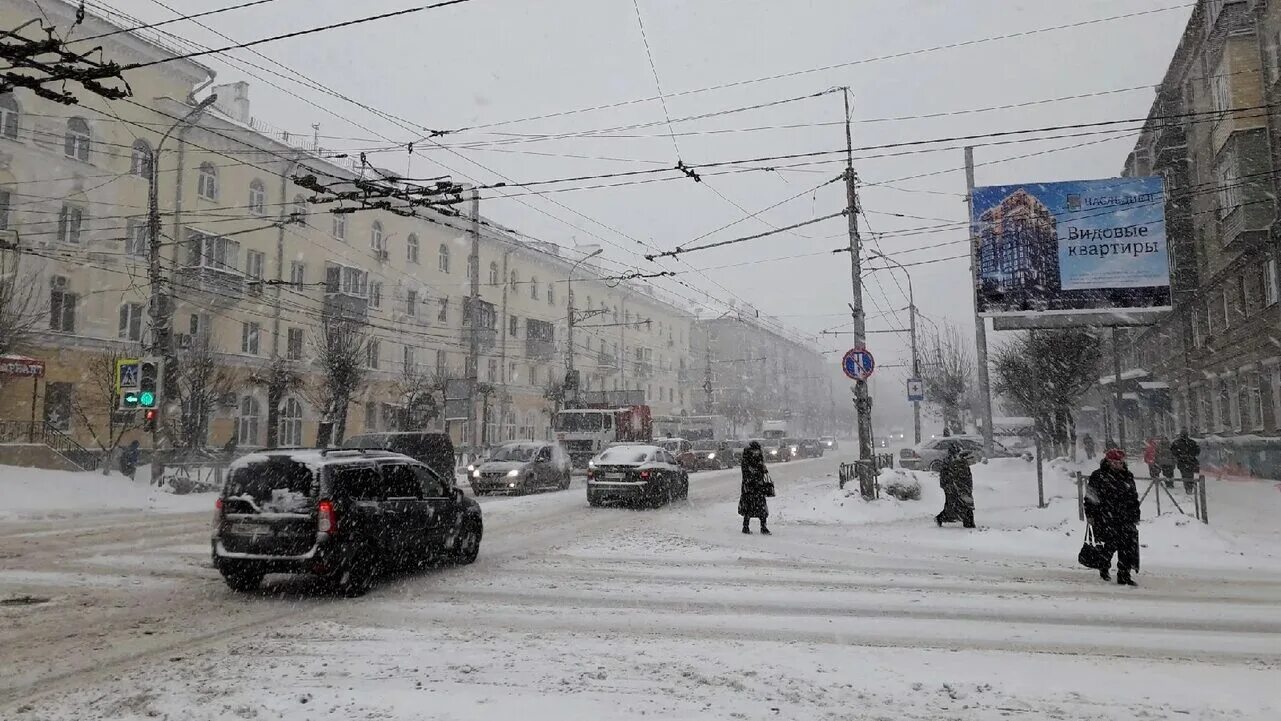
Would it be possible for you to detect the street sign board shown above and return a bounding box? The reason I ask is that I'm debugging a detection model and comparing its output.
[841,348,875,381]
[907,378,925,402]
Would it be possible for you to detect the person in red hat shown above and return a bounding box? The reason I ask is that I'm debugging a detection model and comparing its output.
[1084,448,1141,586]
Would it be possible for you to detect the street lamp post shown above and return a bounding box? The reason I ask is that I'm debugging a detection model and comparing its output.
[148,94,217,483]
[565,247,603,406]
[868,249,921,445]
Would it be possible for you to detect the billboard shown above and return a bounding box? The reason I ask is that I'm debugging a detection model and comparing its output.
[971,177,1170,317]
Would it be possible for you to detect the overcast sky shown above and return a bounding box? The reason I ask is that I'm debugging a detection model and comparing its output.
[97,0,1193,426]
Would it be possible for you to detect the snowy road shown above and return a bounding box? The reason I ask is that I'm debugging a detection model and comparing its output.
[3,453,1281,719]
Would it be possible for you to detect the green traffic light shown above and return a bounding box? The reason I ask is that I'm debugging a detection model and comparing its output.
[139,391,155,407]
[123,392,140,406]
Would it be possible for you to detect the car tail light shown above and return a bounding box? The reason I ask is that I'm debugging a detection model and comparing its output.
[211,497,223,532]
[639,469,652,481]
[317,499,338,535]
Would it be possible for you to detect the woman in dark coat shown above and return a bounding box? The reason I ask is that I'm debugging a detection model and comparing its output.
[935,443,975,528]
[739,441,771,535]
[1085,448,1141,586]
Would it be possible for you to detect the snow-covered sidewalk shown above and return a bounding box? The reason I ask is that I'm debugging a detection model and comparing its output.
[0,464,216,522]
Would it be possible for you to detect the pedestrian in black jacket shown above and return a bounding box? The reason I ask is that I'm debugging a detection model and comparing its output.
[739,441,771,535]
[1170,431,1201,494]
[1085,448,1141,586]
[935,443,975,528]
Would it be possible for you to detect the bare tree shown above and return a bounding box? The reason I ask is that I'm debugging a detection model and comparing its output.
[250,356,303,448]
[71,347,142,474]
[395,365,442,430]
[993,329,1102,456]
[167,335,236,454]
[307,319,368,446]
[0,244,44,357]
[919,321,976,434]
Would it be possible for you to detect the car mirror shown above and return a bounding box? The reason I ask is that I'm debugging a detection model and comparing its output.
[452,487,466,504]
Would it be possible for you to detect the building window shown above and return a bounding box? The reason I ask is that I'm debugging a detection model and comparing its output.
[289,261,305,290]
[530,276,539,300]
[241,321,260,355]
[118,303,143,341]
[57,204,83,244]
[291,195,307,225]
[125,218,148,257]
[0,189,9,230]
[367,338,381,369]
[510,270,518,289]
[1273,368,1281,432]
[1216,153,1240,218]
[280,398,304,446]
[547,282,555,305]
[197,162,218,200]
[438,297,448,322]
[487,358,498,382]
[129,139,152,177]
[64,117,90,161]
[1246,266,1265,312]
[509,315,519,337]
[247,179,266,215]
[370,221,384,254]
[407,233,419,263]
[436,349,447,376]
[369,281,383,309]
[1222,287,1232,329]
[245,250,266,294]
[438,243,450,273]
[407,289,417,316]
[403,345,416,372]
[1248,371,1264,431]
[237,396,261,446]
[0,94,18,139]
[488,261,499,286]
[287,327,304,360]
[1268,257,1279,306]
[364,402,378,432]
[1191,307,1203,348]
[1217,379,1232,432]
[332,212,346,240]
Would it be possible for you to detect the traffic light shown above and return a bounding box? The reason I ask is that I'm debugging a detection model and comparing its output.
[138,359,159,409]
[143,408,157,432]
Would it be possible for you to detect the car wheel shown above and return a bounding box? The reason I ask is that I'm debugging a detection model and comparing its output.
[452,518,482,565]
[331,546,378,597]
[220,563,264,593]
[929,460,944,473]
[587,494,602,508]
[559,470,572,490]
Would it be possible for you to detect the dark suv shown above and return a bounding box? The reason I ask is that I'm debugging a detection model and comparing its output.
[342,431,457,482]
[211,448,483,595]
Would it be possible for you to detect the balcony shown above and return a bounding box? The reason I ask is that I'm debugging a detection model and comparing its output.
[597,351,617,368]
[526,338,556,361]
[462,297,498,351]
[1153,122,1186,164]
[634,361,653,379]
[678,368,694,383]
[177,265,244,301]
[323,291,368,321]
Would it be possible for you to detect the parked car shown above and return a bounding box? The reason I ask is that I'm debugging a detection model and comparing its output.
[656,437,698,471]
[690,439,732,471]
[899,436,1019,471]
[586,444,689,508]
[755,438,790,463]
[797,438,824,458]
[342,431,456,482]
[211,448,482,595]
[470,441,571,495]
[820,436,839,450]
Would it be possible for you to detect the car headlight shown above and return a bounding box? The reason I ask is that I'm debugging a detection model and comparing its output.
[472,469,480,479]
[770,449,778,456]
[467,464,475,472]
[707,453,716,460]
[506,469,520,477]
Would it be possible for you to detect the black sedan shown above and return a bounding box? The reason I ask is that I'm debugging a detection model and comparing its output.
[690,440,732,471]
[797,439,824,458]
[586,444,689,508]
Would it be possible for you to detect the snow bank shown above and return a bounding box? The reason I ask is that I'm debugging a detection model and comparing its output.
[0,465,217,521]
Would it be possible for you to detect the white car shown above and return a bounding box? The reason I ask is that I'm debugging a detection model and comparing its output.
[899,436,1015,471]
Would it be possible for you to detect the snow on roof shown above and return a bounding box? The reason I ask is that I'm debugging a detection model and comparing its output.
[1098,368,1150,385]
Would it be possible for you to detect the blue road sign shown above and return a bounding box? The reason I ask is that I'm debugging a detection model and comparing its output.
[842,348,875,381]
[907,378,925,402]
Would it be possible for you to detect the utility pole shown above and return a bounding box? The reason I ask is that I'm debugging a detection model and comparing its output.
[466,187,481,454]
[868,249,921,445]
[147,95,215,482]
[1112,327,1126,452]
[843,87,873,466]
[964,147,994,455]
[566,247,603,407]
[703,328,713,412]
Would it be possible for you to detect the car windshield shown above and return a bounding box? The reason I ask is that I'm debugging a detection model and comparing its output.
[555,412,606,432]
[488,444,540,462]
[595,447,652,465]
[692,441,720,450]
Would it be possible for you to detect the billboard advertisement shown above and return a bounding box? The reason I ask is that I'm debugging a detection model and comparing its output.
[970,177,1170,316]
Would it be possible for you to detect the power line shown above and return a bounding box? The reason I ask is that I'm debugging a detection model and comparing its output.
[74,0,284,43]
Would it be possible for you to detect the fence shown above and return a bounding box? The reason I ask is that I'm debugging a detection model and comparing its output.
[0,419,101,471]
[838,453,895,500]
[1075,472,1209,524]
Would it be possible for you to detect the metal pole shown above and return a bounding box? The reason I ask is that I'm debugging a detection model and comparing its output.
[466,188,481,453]
[843,87,873,466]
[565,248,602,407]
[869,249,919,445]
[964,147,994,454]
[1035,433,1045,509]
[1112,327,1126,452]
[148,95,215,482]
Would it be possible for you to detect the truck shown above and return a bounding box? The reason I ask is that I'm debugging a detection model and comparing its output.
[554,404,653,468]
[761,419,791,440]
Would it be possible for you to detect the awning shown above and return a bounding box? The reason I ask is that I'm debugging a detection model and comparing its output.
[0,354,45,377]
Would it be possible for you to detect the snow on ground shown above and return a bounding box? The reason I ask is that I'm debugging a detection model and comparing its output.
[6,453,1281,720]
[0,464,216,521]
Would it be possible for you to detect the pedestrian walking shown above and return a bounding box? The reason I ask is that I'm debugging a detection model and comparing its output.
[738,441,772,535]
[1142,437,1159,479]
[1171,431,1201,494]
[1154,434,1176,488]
[1082,433,1096,460]
[1084,449,1141,587]
[119,440,140,481]
[935,443,975,528]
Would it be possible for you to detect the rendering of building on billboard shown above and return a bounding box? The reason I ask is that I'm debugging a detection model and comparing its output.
[971,177,1171,316]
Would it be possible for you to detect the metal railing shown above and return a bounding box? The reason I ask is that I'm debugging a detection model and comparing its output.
[1076,472,1209,524]
[0,419,101,471]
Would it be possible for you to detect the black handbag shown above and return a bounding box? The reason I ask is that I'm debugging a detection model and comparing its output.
[1077,524,1109,570]
[761,472,776,498]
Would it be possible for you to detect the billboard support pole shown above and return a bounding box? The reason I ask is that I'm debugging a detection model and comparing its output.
[843,87,874,470]
[1112,326,1126,453]
[964,147,995,456]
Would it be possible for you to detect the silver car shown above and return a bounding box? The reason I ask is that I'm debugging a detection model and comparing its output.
[470,441,572,495]
[899,437,985,472]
